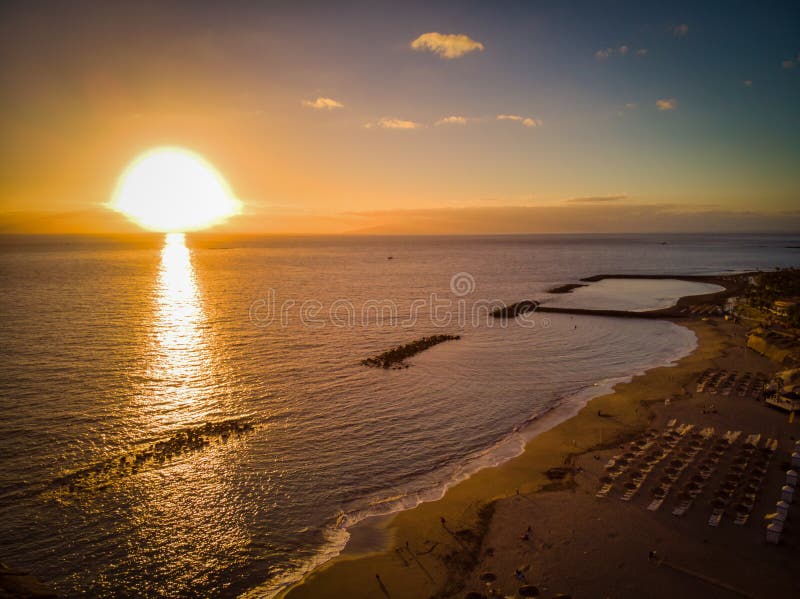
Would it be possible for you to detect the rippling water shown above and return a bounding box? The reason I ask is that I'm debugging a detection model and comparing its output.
[0,233,797,597]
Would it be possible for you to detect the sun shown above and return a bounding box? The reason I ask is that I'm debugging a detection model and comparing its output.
[110,147,241,232]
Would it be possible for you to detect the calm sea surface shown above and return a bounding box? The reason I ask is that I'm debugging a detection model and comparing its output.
[1,233,798,597]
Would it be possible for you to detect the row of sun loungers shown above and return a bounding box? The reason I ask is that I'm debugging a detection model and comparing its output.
[678,304,722,316]
[596,422,794,546]
[765,441,799,544]
[695,369,767,398]
[708,435,776,527]
[598,423,702,503]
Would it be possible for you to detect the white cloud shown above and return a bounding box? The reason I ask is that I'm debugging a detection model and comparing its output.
[497,114,542,127]
[435,116,469,126]
[672,24,689,37]
[302,96,344,110]
[410,32,485,59]
[595,45,642,60]
[365,117,423,130]
[656,98,678,111]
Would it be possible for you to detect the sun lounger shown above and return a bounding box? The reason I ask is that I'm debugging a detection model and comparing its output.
[596,484,612,498]
[708,513,723,527]
[672,501,691,516]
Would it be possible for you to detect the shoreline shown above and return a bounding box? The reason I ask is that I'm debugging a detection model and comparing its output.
[340,326,696,552]
[271,318,707,599]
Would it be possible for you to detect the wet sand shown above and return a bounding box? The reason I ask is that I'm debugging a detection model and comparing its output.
[279,313,796,599]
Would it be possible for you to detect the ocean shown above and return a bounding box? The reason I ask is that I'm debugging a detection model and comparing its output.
[0,233,798,597]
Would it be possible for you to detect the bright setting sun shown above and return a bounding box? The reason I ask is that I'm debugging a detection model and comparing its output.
[110,147,240,232]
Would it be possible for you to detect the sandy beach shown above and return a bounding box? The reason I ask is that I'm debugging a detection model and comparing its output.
[279,314,798,599]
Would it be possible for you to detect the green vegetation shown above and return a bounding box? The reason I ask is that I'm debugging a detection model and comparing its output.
[744,268,800,327]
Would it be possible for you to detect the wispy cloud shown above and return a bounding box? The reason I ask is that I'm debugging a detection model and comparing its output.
[301,96,344,110]
[435,115,469,126]
[365,117,423,130]
[567,195,627,203]
[624,103,638,109]
[497,114,542,127]
[340,205,800,235]
[656,98,678,111]
[672,24,689,37]
[595,45,646,60]
[410,32,484,59]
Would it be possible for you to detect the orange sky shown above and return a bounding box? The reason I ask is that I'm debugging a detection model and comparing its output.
[1,1,798,234]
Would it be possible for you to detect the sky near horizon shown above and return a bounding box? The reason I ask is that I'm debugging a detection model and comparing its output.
[1,0,799,234]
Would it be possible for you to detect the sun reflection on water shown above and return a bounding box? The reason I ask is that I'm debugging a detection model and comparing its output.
[123,233,250,590]
[153,232,208,409]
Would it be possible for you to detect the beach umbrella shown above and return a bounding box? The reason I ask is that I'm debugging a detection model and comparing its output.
[651,487,666,497]
[617,459,630,467]
[714,490,731,500]
[624,481,637,490]
[623,452,636,460]
[479,572,497,583]
[712,498,726,508]
[736,504,749,514]
[518,585,540,597]
[665,467,678,477]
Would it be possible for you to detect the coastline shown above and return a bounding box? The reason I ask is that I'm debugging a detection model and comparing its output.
[271,319,711,599]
